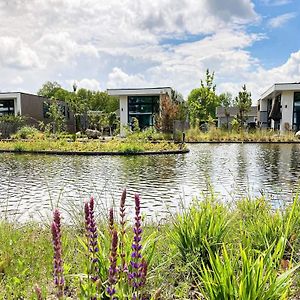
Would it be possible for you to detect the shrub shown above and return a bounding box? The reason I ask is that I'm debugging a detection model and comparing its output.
[170,196,230,268]
[13,126,40,139]
[0,115,25,138]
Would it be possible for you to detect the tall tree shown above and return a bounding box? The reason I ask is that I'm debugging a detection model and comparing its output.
[187,69,219,126]
[219,92,233,129]
[37,81,62,99]
[234,85,252,129]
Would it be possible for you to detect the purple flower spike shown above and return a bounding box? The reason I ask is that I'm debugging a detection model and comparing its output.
[108,229,118,298]
[84,197,99,283]
[109,207,114,234]
[119,189,127,271]
[51,209,64,299]
[128,194,148,294]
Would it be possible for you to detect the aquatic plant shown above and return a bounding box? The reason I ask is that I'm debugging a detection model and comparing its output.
[51,209,64,299]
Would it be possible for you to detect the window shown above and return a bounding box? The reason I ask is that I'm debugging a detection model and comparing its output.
[128,96,159,129]
[293,92,300,130]
[0,99,14,115]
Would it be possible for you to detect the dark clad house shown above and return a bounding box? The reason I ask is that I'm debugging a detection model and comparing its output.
[0,92,75,132]
[216,106,257,128]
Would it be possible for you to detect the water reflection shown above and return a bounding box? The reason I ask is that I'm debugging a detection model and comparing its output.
[1,143,300,221]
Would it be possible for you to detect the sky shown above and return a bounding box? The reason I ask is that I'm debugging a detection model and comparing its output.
[0,0,299,101]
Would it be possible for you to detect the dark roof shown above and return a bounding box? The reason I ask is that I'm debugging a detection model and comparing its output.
[107,87,172,90]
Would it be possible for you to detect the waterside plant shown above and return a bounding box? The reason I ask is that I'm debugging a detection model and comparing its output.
[1,193,300,299]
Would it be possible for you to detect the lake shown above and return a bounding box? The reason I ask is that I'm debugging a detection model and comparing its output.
[1,143,300,222]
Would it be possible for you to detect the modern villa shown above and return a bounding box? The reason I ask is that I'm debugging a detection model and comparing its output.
[0,92,75,131]
[107,87,172,136]
[257,83,300,131]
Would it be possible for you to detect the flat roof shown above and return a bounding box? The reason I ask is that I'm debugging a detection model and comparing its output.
[107,87,172,96]
[260,82,300,100]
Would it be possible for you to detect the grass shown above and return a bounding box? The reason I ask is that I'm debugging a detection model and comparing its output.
[1,193,300,299]
[0,139,184,153]
[185,127,299,142]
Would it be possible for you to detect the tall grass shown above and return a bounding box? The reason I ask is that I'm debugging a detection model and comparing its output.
[185,127,298,142]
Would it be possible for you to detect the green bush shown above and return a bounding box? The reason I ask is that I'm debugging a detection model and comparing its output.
[0,115,25,138]
[170,196,231,267]
[13,126,40,139]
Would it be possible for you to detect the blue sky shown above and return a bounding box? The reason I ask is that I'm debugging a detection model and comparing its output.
[0,0,299,101]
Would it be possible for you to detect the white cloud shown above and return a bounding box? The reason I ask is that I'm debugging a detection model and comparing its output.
[0,37,41,69]
[0,0,298,107]
[268,12,296,28]
[77,78,101,91]
[107,68,147,88]
[262,0,291,6]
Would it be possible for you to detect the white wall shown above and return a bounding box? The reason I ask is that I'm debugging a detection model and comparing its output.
[119,95,128,137]
[280,91,293,130]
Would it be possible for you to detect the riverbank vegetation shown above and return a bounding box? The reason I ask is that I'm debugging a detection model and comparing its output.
[1,192,300,299]
[0,135,182,154]
[185,127,299,142]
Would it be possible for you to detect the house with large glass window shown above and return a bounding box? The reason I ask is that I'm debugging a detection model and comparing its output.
[107,87,172,136]
[257,83,300,131]
[0,92,75,131]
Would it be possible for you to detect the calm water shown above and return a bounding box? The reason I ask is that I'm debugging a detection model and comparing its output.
[1,143,300,222]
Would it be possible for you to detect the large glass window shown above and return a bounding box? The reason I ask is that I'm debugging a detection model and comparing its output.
[293,92,300,130]
[128,96,159,129]
[0,99,14,116]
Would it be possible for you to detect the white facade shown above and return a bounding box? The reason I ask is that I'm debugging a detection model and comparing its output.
[258,83,300,131]
[107,87,172,136]
[0,93,22,115]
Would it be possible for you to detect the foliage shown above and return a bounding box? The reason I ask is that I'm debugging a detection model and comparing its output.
[196,239,297,300]
[12,126,40,139]
[219,92,233,129]
[170,196,230,267]
[187,69,220,126]
[1,194,300,298]
[45,100,66,134]
[0,138,183,153]
[155,94,180,134]
[234,84,252,130]
[37,81,62,99]
[0,115,25,138]
[185,127,298,142]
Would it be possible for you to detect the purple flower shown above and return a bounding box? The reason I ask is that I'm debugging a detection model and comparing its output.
[51,209,64,299]
[84,197,99,283]
[109,207,114,234]
[128,194,148,293]
[107,229,118,298]
[119,189,127,271]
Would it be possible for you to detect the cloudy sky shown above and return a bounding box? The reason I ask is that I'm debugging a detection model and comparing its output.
[0,0,299,100]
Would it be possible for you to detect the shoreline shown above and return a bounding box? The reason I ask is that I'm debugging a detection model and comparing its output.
[0,148,190,156]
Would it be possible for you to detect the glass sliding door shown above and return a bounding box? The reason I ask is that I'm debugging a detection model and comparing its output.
[293,92,300,131]
[128,96,159,129]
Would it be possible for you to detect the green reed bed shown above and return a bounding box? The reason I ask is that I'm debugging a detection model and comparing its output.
[0,138,182,154]
[185,127,299,142]
[1,192,300,299]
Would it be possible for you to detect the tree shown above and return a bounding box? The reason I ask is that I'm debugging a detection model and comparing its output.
[187,69,219,126]
[234,85,252,129]
[37,81,62,99]
[155,94,179,133]
[46,99,66,133]
[219,92,233,129]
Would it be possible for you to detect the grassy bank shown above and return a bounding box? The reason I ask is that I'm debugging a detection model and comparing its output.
[0,139,184,154]
[1,193,300,299]
[185,127,300,142]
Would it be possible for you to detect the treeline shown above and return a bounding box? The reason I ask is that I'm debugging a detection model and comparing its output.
[37,81,119,133]
[187,69,252,130]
